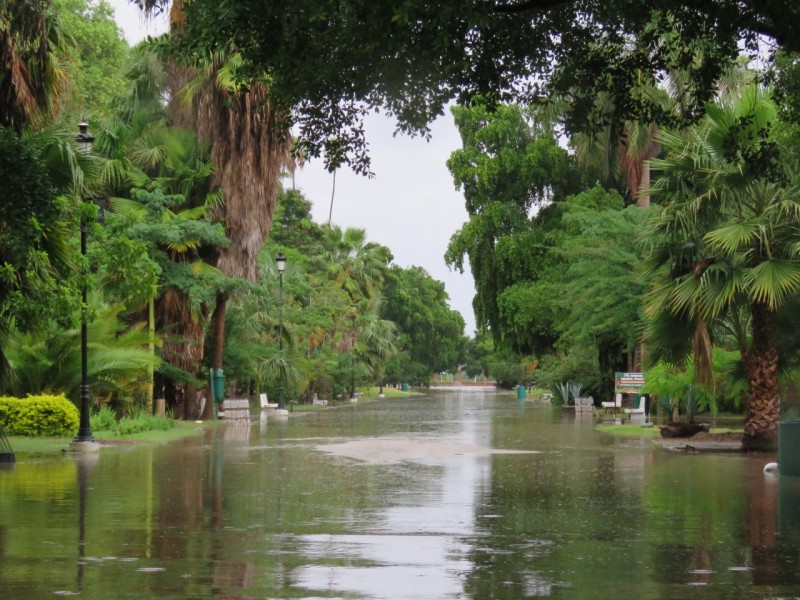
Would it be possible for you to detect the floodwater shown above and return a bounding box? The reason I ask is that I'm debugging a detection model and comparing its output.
[1,388,799,599]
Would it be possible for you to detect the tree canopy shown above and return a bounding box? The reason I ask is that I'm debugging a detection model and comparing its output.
[138,0,800,171]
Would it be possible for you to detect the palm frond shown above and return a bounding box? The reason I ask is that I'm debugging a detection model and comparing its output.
[745,259,800,310]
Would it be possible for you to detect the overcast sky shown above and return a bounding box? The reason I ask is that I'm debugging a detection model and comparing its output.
[109,0,478,335]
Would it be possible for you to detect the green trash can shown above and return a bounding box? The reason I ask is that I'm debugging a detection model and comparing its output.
[516,385,526,400]
[211,368,225,405]
[401,383,408,392]
[779,420,800,477]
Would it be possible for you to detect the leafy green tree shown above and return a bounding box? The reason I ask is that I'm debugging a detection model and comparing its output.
[149,0,800,171]
[53,0,130,120]
[104,188,229,417]
[645,84,800,451]
[382,265,465,381]
[0,127,78,382]
[445,102,584,339]
[493,187,648,396]
[269,189,324,256]
[555,189,652,395]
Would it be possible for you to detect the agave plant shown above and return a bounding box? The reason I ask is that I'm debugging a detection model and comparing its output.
[554,381,584,406]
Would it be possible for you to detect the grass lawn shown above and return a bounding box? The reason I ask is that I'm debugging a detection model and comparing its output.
[7,420,220,457]
[595,423,662,437]
[596,422,744,438]
[362,386,414,398]
[288,387,413,412]
[5,390,418,456]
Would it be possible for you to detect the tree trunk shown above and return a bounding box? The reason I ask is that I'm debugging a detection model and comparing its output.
[636,158,650,208]
[202,291,228,420]
[147,295,155,413]
[742,301,780,452]
[328,168,337,225]
[160,289,206,420]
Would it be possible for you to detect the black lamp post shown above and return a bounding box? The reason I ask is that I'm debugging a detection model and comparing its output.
[74,120,95,443]
[276,252,286,410]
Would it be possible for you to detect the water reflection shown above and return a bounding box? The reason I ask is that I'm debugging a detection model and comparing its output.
[73,452,99,594]
[0,390,799,599]
[291,390,493,598]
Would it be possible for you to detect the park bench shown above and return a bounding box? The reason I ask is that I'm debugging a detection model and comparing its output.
[220,398,251,421]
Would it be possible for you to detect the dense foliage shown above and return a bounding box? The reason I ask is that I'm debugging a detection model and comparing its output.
[5,0,800,453]
[142,0,800,173]
[0,128,74,334]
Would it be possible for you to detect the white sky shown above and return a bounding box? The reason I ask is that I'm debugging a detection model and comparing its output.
[108,0,478,335]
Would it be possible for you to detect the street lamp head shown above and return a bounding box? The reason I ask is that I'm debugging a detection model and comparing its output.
[76,120,94,155]
[276,251,286,273]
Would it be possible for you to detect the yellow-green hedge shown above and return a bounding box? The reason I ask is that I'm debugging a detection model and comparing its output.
[0,394,79,437]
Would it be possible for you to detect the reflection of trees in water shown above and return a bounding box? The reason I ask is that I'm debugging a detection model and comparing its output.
[466,436,800,596]
[464,450,644,598]
[747,461,800,588]
[644,455,800,593]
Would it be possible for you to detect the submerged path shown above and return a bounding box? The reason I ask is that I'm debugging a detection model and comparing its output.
[0,388,797,599]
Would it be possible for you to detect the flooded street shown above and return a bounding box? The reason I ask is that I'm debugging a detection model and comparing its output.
[1,388,799,599]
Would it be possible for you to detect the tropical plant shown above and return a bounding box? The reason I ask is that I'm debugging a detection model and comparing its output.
[354,296,399,393]
[0,127,84,384]
[645,84,800,450]
[0,0,69,130]
[2,296,160,409]
[52,0,130,121]
[319,226,392,306]
[446,102,585,341]
[103,187,229,417]
[552,381,582,406]
[381,265,465,379]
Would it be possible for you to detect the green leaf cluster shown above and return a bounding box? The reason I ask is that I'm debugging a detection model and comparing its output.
[0,127,76,334]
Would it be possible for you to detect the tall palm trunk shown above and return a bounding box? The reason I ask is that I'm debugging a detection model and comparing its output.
[148,1,290,418]
[742,301,780,452]
[198,79,289,416]
[199,82,287,282]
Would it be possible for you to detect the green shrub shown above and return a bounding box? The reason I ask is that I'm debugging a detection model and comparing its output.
[88,407,176,437]
[0,394,79,437]
[118,412,175,435]
[90,405,118,433]
[116,411,175,436]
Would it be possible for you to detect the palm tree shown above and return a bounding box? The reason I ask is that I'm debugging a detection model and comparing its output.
[134,3,294,420]
[356,296,399,394]
[0,0,69,131]
[3,295,159,405]
[321,226,392,306]
[645,84,800,451]
[568,93,662,208]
